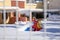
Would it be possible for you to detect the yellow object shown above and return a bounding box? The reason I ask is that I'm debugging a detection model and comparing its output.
[25,2,43,9]
[37,21,42,28]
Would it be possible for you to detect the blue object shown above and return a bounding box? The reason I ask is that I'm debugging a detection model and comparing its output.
[46,28,60,33]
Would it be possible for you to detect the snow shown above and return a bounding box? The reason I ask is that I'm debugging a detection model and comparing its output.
[0,21,60,40]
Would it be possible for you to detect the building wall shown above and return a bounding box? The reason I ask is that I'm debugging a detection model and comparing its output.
[0,0,43,9]
[0,1,3,7]
[1,0,60,9]
[5,0,11,7]
[48,0,60,9]
[0,0,11,7]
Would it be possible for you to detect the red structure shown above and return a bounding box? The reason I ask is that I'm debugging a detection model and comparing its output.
[11,1,25,8]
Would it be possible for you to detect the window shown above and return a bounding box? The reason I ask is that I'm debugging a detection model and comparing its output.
[18,1,25,8]
[11,1,16,6]
[11,1,25,8]
[35,0,43,3]
[26,0,43,3]
[26,0,29,3]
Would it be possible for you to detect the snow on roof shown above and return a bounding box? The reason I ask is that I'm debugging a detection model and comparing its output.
[47,9,60,12]
[18,9,43,12]
[0,7,18,10]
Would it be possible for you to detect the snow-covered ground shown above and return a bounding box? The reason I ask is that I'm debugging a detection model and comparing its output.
[0,27,60,40]
[0,21,60,40]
